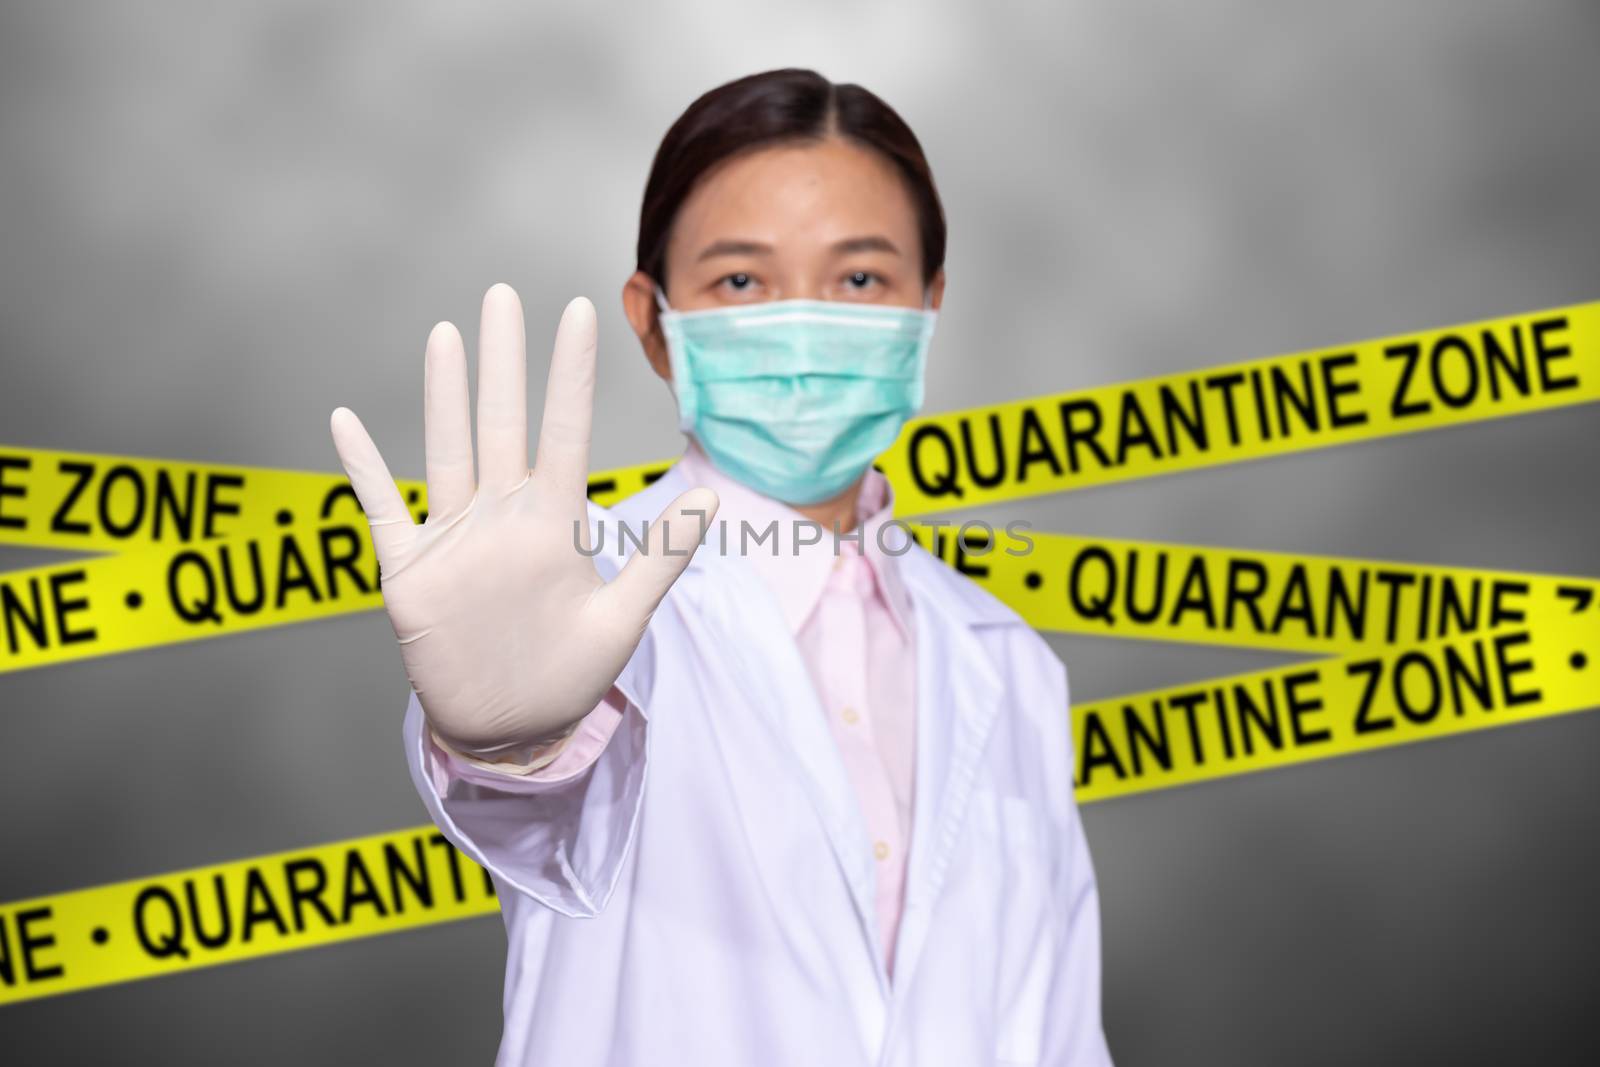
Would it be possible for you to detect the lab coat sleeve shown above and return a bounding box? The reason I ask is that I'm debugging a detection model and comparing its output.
[438,694,624,785]
[1039,654,1117,1066]
[400,635,655,919]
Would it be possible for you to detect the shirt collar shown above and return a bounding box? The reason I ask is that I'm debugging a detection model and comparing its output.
[675,441,915,641]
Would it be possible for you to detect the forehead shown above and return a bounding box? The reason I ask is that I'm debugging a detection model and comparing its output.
[666,136,921,257]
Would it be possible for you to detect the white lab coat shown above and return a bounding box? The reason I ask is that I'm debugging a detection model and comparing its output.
[402,462,1114,1066]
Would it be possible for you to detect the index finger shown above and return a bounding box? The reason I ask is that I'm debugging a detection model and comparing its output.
[532,296,598,504]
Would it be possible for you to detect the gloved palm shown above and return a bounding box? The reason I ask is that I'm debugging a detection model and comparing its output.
[329,284,716,758]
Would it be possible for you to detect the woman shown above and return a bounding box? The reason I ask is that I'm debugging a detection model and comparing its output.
[330,68,1113,1067]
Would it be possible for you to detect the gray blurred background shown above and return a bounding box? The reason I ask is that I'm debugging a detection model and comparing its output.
[2,1,1598,1063]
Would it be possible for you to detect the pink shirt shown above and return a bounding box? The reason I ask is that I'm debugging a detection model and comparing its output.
[432,443,919,975]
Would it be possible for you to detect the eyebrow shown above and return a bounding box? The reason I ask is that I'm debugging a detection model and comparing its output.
[694,234,903,261]
[695,239,773,261]
[831,234,901,257]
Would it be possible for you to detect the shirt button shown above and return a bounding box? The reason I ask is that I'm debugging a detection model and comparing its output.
[841,706,860,725]
[873,840,890,861]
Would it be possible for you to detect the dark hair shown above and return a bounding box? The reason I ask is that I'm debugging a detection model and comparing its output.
[636,68,947,293]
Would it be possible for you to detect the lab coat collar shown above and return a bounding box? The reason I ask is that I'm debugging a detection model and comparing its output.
[622,450,1012,631]
[673,442,915,641]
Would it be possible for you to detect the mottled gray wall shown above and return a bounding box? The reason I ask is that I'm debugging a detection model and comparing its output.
[3,1,1598,1063]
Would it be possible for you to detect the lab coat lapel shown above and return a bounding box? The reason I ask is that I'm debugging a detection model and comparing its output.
[888,548,1007,1000]
[607,464,888,993]
[700,550,886,985]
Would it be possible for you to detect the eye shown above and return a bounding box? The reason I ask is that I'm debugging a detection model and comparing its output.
[717,272,757,293]
[843,270,884,293]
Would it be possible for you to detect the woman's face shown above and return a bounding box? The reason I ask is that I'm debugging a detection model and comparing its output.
[623,135,946,381]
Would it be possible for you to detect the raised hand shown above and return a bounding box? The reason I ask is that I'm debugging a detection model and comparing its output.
[329,283,717,758]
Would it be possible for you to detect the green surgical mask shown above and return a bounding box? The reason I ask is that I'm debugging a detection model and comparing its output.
[655,288,937,506]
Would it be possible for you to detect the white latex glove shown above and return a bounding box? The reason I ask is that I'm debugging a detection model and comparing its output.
[329,283,717,760]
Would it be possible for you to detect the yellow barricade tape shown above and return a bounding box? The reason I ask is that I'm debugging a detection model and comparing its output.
[0,450,665,554]
[875,299,1600,512]
[915,525,1600,657]
[0,516,380,674]
[4,614,1596,1005]
[0,826,498,1007]
[4,513,1597,673]
[1070,618,1599,804]
[1,299,1595,553]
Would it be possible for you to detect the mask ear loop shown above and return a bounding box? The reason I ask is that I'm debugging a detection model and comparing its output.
[653,284,697,432]
[911,285,938,411]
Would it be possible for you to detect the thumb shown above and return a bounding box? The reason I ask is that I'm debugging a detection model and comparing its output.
[592,487,719,626]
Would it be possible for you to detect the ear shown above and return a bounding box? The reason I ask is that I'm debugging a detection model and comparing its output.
[926,267,947,312]
[622,271,672,382]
